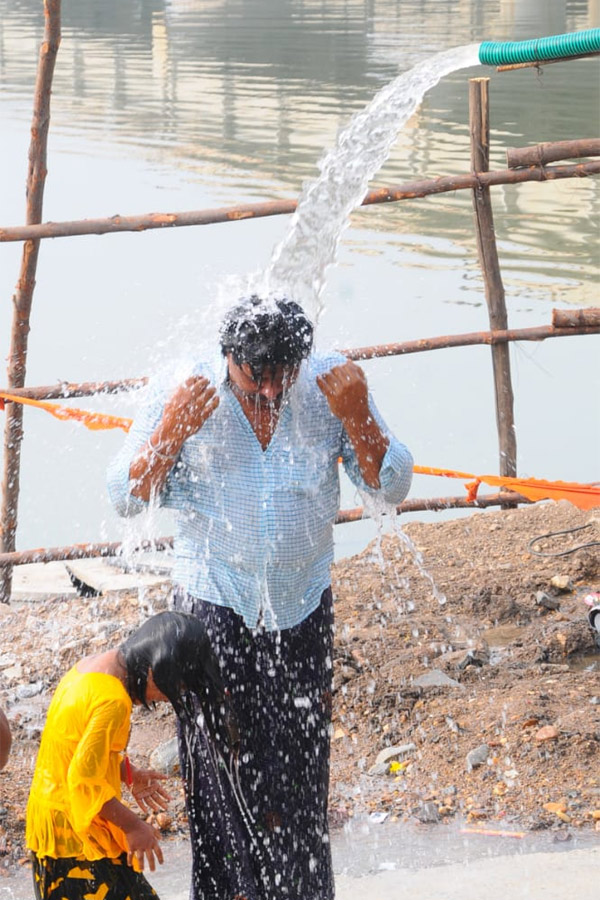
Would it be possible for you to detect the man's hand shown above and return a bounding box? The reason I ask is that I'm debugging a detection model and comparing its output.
[161,375,220,444]
[316,360,369,427]
[317,360,389,489]
[129,375,219,502]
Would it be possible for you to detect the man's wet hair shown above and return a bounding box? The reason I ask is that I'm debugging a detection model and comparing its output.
[220,295,313,381]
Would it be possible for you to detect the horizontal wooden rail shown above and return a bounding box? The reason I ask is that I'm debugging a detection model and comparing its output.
[507,138,600,168]
[552,307,600,328]
[0,493,528,567]
[0,161,598,244]
[2,318,597,402]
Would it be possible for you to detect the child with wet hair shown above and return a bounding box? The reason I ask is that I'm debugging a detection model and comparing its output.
[0,707,11,770]
[26,610,231,900]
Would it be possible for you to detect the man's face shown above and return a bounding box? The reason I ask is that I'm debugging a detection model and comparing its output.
[227,355,299,407]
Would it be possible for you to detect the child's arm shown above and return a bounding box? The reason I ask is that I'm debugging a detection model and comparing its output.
[99,797,163,872]
[0,708,11,770]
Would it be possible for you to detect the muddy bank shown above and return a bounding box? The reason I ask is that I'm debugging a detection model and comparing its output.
[0,500,598,875]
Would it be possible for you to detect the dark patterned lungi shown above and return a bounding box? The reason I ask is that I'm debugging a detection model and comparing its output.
[174,588,335,900]
[31,853,160,900]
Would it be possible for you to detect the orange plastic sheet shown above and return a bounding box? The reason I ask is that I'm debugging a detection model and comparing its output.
[413,465,600,511]
[0,392,132,433]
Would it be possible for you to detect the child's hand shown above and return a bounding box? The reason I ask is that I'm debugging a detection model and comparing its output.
[129,766,171,814]
[125,818,164,872]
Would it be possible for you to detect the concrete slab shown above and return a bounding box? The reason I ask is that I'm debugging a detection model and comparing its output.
[10,561,77,601]
[65,558,171,594]
[9,557,172,602]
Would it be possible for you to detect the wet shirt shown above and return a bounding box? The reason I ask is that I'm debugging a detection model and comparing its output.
[26,667,132,861]
[107,352,413,630]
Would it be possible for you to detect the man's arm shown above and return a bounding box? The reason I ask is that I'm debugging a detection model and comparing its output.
[317,360,389,489]
[129,375,219,502]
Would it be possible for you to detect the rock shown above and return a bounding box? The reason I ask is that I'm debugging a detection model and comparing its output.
[375,743,417,766]
[413,670,462,689]
[535,592,560,611]
[155,812,172,831]
[415,801,441,824]
[535,725,559,742]
[368,811,389,824]
[367,761,390,777]
[550,575,573,592]
[544,800,567,814]
[16,681,44,700]
[149,737,180,775]
[466,744,489,772]
[457,649,488,670]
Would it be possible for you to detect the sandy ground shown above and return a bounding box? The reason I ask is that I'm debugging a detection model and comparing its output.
[0,499,599,885]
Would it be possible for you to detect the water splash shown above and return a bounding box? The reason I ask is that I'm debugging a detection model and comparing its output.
[360,493,447,607]
[262,43,481,321]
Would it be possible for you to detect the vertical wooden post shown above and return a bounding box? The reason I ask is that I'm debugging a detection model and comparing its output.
[0,1,62,602]
[469,77,517,479]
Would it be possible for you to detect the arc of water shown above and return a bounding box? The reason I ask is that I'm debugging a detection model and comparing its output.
[263,44,481,321]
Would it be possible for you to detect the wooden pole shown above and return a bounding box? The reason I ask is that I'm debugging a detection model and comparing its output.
[1,159,598,244]
[552,308,600,328]
[0,492,529,567]
[0,0,61,603]
[507,138,600,169]
[469,77,517,479]
[1,319,598,403]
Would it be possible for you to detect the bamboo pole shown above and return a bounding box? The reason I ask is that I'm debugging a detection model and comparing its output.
[0,493,528,567]
[2,320,598,403]
[0,1,62,603]
[552,308,600,328]
[507,138,600,168]
[469,77,517,480]
[0,160,598,244]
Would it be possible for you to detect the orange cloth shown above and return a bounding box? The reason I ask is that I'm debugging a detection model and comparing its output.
[413,465,600,511]
[26,667,132,861]
[0,392,132,432]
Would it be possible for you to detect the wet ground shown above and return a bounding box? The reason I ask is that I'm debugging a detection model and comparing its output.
[0,820,598,899]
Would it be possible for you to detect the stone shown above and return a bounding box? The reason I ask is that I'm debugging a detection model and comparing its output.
[544,801,567,814]
[15,681,44,700]
[155,812,172,830]
[550,575,573,592]
[375,743,417,766]
[149,737,180,775]
[536,592,560,611]
[415,801,441,824]
[367,761,390,777]
[535,725,559,742]
[413,670,462,689]
[466,744,489,772]
[368,811,389,824]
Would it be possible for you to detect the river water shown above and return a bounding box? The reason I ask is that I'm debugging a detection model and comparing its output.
[0,0,598,558]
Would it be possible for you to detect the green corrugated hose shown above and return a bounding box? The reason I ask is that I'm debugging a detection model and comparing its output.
[479,27,600,66]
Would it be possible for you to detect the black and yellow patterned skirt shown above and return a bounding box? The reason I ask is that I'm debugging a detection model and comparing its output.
[32,852,160,900]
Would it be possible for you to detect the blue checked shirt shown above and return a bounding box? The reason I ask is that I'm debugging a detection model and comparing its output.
[107,352,413,630]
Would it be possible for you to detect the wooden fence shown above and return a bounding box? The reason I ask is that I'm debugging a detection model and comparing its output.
[1,0,598,600]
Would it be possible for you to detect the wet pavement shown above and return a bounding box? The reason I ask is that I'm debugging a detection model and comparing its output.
[1,820,598,899]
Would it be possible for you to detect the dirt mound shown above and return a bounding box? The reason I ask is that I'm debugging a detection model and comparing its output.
[0,501,599,873]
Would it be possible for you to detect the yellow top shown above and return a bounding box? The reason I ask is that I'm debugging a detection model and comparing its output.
[26,666,132,861]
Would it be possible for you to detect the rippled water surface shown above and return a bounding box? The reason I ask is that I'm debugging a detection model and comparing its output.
[0,0,598,554]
